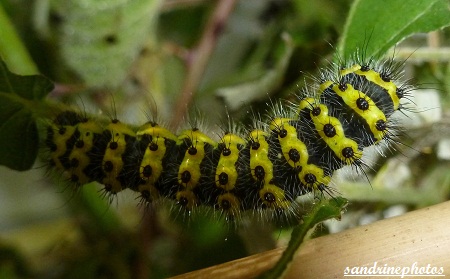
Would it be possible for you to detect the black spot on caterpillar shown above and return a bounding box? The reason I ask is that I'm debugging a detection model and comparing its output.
[44,55,412,222]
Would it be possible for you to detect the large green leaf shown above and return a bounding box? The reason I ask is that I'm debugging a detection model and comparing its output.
[216,33,294,111]
[0,59,54,170]
[0,5,38,75]
[0,60,54,100]
[54,0,163,88]
[339,0,450,59]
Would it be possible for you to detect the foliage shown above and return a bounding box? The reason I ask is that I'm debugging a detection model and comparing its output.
[0,0,449,278]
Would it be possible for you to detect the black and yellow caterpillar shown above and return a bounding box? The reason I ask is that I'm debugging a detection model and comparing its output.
[44,57,410,221]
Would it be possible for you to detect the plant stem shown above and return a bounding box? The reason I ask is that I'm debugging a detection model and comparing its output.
[170,0,237,130]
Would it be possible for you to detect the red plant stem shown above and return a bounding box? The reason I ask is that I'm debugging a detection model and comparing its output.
[170,0,238,130]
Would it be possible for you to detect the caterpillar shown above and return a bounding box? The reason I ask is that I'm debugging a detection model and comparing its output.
[44,55,411,222]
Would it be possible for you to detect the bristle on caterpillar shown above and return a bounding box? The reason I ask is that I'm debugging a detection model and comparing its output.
[43,56,411,223]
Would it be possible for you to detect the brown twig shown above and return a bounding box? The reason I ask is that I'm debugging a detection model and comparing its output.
[137,2,237,273]
[136,210,160,279]
[169,0,238,130]
[162,0,211,11]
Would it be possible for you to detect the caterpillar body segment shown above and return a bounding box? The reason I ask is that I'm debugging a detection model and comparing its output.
[132,122,179,202]
[67,120,103,185]
[101,120,136,194]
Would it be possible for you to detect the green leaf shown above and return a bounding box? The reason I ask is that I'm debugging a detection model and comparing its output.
[54,0,163,88]
[0,98,38,171]
[216,33,294,111]
[0,4,38,75]
[0,59,54,171]
[259,197,348,279]
[0,60,54,100]
[339,0,450,59]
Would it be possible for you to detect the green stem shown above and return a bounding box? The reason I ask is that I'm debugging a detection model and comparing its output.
[260,197,348,279]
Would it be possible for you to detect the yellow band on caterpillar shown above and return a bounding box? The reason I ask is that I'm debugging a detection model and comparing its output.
[333,83,388,142]
[249,129,274,183]
[101,120,136,194]
[310,104,362,164]
[341,64,400,111]
[178,129,215,190]
[215,133,246,191]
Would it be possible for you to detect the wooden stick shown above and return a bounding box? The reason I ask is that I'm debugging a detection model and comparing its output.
[170,201,450,279]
